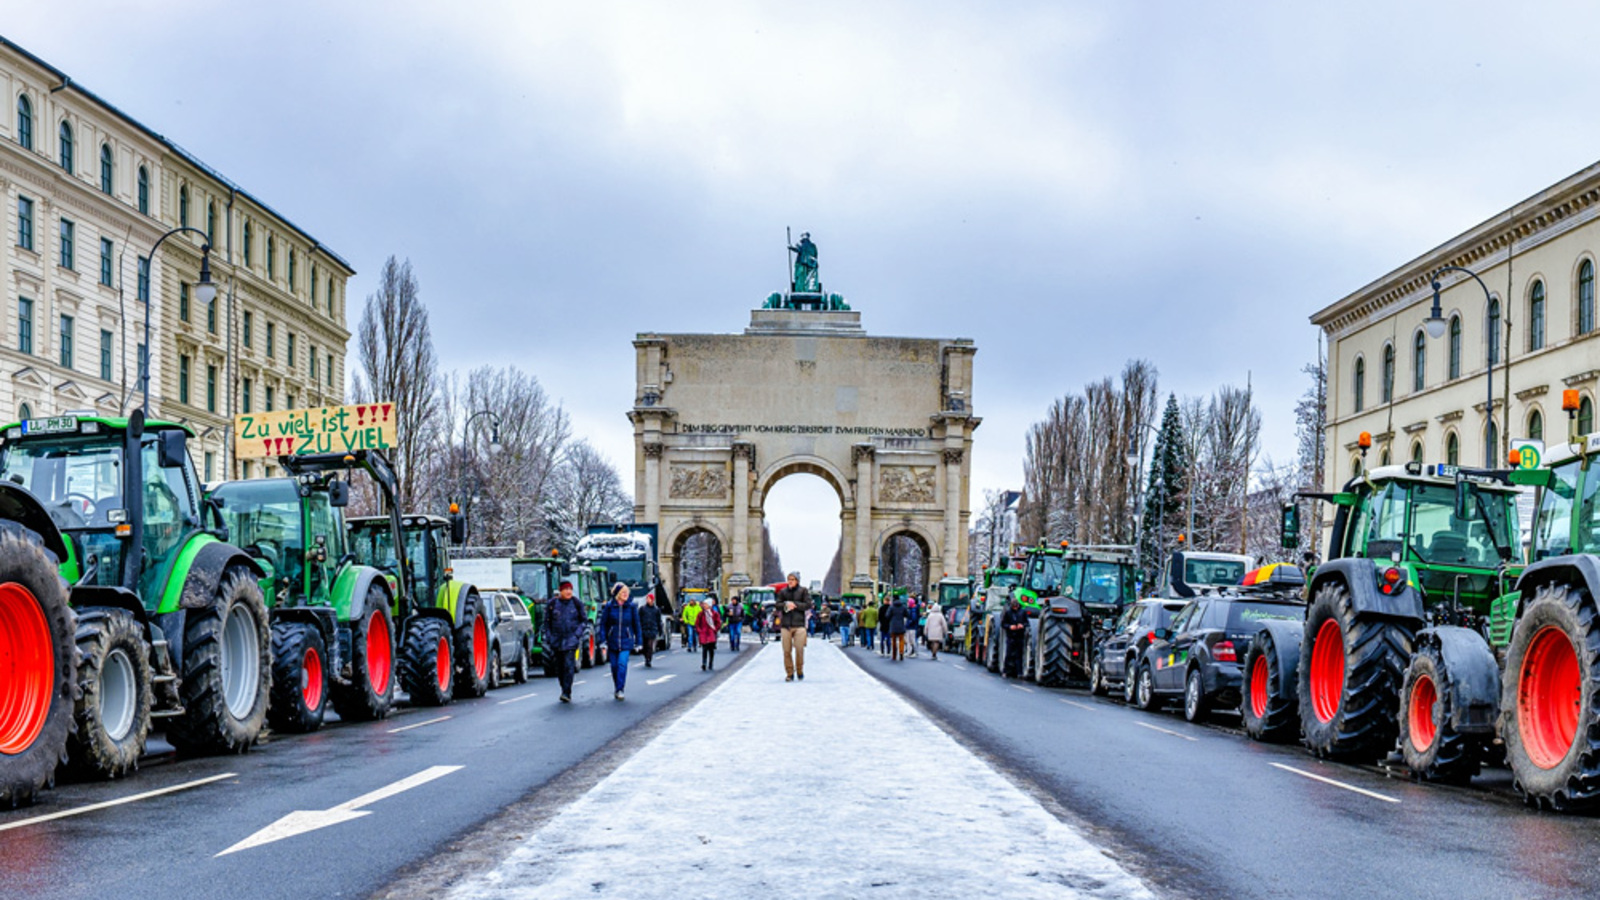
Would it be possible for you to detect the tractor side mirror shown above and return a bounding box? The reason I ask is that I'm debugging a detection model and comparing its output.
[449,512,466,545]
[1280,503,1301,550]
[1453,480,1472,522]
[157,429,188,469]
[328,479,350,508]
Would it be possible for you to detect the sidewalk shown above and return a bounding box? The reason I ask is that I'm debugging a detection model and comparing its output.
[450,642,1152,900]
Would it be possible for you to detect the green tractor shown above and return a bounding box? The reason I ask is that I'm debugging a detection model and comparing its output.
[511,555,560,673]
[933,576,973,648]
[0,412,270,782]
[0,506,75,807]
[982,543,1136,685]
[210,451,403,732]
[966,561,1021,664]
[347,512,490,705]
[567,564,610,668]
[1239,457,1522,760]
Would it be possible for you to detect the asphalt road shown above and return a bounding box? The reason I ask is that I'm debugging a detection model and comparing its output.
[847,639,1600,900]
[0,638,726,900]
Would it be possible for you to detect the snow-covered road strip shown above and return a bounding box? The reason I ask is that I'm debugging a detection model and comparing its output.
[448,642,1153,899]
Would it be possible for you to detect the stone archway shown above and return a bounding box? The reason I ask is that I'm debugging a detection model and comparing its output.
[630,304,978,598]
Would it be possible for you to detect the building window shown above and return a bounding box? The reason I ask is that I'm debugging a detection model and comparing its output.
[58,120,72,172]
[16,94,32,150]
[1353,357,1365,412]
[266,237,275,279]
[310,345,318,381]
[243,311,253,348]
[243,223,252,266]
[18,403,30,421]
[1352,456,1363,478]
[242,378,252,414]
[286,392,295,410]
[311,266,318,305]
[325,353,333,387]
[206,295,217,334]
[1447,315,1461,380]
[265,385,274,412]
[100,238,114,286]
[99,143,113,194]
[288,250,296,292]
[179,355,191,404]
[203,451,215,482]
[206,364,217,413]
[1412,331,1426,392]
[1446,431,1459,466]
[266,322,275,359]
[137,166,149,215]
[17,298,32,354]
[137,256,150,303]
[99,329,112,381]
[206,202,216,246]
[179,283,190,322]
[1582,260,1597,337]
[287,333,295,367]
[1529,280,1545,352]
[179,185,189,228]
[327,278,334,316]
[58,315,72,369]
[1582,396,1595,436]
[1380,446,1392,467]
[1487,297,1501,365]
[1529,408,1544,442]
[17,196,33,251]
[59,219,74,270]
[1411,440,1424,465]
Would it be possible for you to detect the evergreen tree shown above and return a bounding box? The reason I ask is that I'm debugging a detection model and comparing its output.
[1140,394,1188,587]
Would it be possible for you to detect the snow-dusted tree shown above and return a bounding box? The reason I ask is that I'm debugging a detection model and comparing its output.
[352,257,441,512]
[1293,351,1328,561]
[544,440,632,558]
[760,524,784,584]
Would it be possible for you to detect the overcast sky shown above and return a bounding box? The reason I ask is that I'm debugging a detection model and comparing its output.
[11,2,1600,578]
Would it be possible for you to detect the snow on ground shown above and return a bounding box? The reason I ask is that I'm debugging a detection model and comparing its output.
[450,641,1153,900]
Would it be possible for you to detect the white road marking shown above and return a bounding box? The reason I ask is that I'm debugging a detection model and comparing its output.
[387,715,451,734]
[217,765,463,856]
[1010,684,1035,693]
[496,692,539,705]
[575,680,588,686]
[1134,721,1199,742]
[0,773,236,834]
[1270,762,1401,804]
[646,674,676,685]
[1060,699,1099,711]
[953,663,967,670]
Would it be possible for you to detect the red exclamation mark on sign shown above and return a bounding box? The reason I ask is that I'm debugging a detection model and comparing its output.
[357,406,366,426]
[382,403,393,421]
[262,439,273,456]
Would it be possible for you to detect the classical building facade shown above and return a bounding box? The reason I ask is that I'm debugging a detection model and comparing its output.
[0,38,352,480]
[1313,161,1600,492]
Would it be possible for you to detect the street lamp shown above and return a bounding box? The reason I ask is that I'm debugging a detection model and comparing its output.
[1429,265,1498,465]
[140,228,214,416]
[456,409,504,543]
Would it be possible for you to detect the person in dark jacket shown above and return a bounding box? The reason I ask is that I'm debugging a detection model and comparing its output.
[776,572,811,681]
[726,597,745,651]
[639,590,662,668]
[1001,598,1029,679]
[887,598,910,661]
[543,580,590,702]
[599,583,642,700]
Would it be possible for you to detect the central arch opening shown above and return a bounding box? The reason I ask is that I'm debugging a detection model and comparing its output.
[761,473,843,593]
[879,531,930,599]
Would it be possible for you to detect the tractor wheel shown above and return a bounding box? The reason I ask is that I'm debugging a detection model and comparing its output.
[512,640,530,685]
[400,617,454,707]
[1183,667,1210,723]
[67,608,151,779]
[1089,654,1108,696]
[1297,581,1411,761]
[1398,641,1485,785]
[268,622,328,734]
[1241,630,1299,743]
[1134,661,1159,711]
[0,527,77,808]
[168,566,271,755]
[453,596,491,700]
[331,587,396,722]
[986,630,1001,673]
[542,648,560,680]
[1036,613,1075,688]
[1500,583,1600,811]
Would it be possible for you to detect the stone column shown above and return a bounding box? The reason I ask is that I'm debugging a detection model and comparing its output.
[730,442,755,588]
[852,443,875,586]
[643,443,663,525]
[944,448,964,578]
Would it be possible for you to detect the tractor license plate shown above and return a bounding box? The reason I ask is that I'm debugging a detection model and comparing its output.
[22,416,78,435]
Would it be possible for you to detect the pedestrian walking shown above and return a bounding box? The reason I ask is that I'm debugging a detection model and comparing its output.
[857,602,877,650]
[697,597,724,671]
[888,596,912,661]
[906,597,919,657]
[543,580,590,703]
[878,600,891,655]
[838,604,854,647]
[776,572,812,681]
[1001,598,1028,678]
[600,583,641,700]
[683,595,701,651]
[727,596,745,651]
[924,603,948,661]
[639,590,662,667]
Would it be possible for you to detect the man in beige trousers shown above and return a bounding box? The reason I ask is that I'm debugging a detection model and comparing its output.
[775,572,812,681]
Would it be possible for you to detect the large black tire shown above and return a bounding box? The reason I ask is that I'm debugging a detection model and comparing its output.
[1297,581,1412,761]
[512,639,529,685]
[453,595,490,700]
[1240,630,1299,743]
[268,622,328,734]
[67,608,151,779]
[401,616,454,706]
[985,627,1001,673]
[1398,640,1486,785]
[0,526,76,808]
[167,566,271,755]
[1036,613,1075,688]
[331,587,396,722]
[1500,582,1600,810]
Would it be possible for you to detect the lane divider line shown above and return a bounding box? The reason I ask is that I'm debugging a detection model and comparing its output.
[1134,721,1199,742]
[646,674,676,685]
[1270,762,1400,804]
[1010,684,1035,693]
[0,772,237,834]
[1060,699,1099,711]
[953,664,967,670]
[387,715,451,734]
[496,693,539,705]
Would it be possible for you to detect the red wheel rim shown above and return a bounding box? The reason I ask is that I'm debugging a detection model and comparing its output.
[301,646,324,711]
[367,610,392,696]
[472,615,488,679]
[1309,618,1345,724]
[1249,652,1269,720]
[1518,625,1581,770]
[1408,673,1438,753]
[0,583,53,756]
[435,635,450,693]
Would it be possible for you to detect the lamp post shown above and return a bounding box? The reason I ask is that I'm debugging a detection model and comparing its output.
[1428,265,1497,465]
[456,410,503,542]
[139,228,214,416]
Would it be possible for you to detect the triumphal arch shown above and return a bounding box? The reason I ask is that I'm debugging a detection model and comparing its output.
[628,234,978,597]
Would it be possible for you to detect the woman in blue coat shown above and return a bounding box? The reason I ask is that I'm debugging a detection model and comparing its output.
[599,583,642,700]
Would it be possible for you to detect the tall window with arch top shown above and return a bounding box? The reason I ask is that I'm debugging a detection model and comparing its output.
[1529,279,1546,351]
[1582,259,1596,336]
[58,120,73,172]
[1528,408,1543,442]
[1412,331,1426,392]
[1353,357,1365,412]
[1446,432,1460,466]
[16,94,32,150]
[1487,297,1501,365]
[99,143,113,194]
[1581,396,1595,436]
[1410,440,1424,465]
[179,185,189,228]
[137,166,149,215]
[1382,344,1394,403]
[1448,315,1461,379]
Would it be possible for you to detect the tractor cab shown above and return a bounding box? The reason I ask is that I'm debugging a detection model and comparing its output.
[1161,549,1252,597]
[211,473,349,607]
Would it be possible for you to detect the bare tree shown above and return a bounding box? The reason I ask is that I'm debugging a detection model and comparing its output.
[353,257,440,511]
[761,524,784,584]
[544,439,632,556]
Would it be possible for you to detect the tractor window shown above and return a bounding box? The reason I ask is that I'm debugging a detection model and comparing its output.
[940,582,971,605]
[1535,462,1578,559]
[1365,482,1408,557]
[0,437,124,528]
[1081,562,1127,604]
[1578,462,1600,556]
[1025,554,1063,595]
[305,490,345,562]
[349,521,400,573]
[138,440,198,600]
[512,562,553,601]
[215,479,302,588]
[1409,481,1513,566]
[1183,558,1246,588]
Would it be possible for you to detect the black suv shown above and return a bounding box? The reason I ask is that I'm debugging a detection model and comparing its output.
[1132,592,1304,722]
[1090,599,1187,702]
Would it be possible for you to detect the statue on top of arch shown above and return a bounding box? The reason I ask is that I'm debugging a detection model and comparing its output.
[763,229,852,311]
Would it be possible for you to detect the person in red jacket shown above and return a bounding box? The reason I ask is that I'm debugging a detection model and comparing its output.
[696,597,724,671]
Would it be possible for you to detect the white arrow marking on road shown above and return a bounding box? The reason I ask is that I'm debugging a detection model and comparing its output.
[1059,699,1099,712]
[497,692,539,705]
[216,765,463,856]
[0,772,236,834]
[1134,721,1198,742]
[387,715,451,734]
[1270,762,1400,804]
[646,674,676,685]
